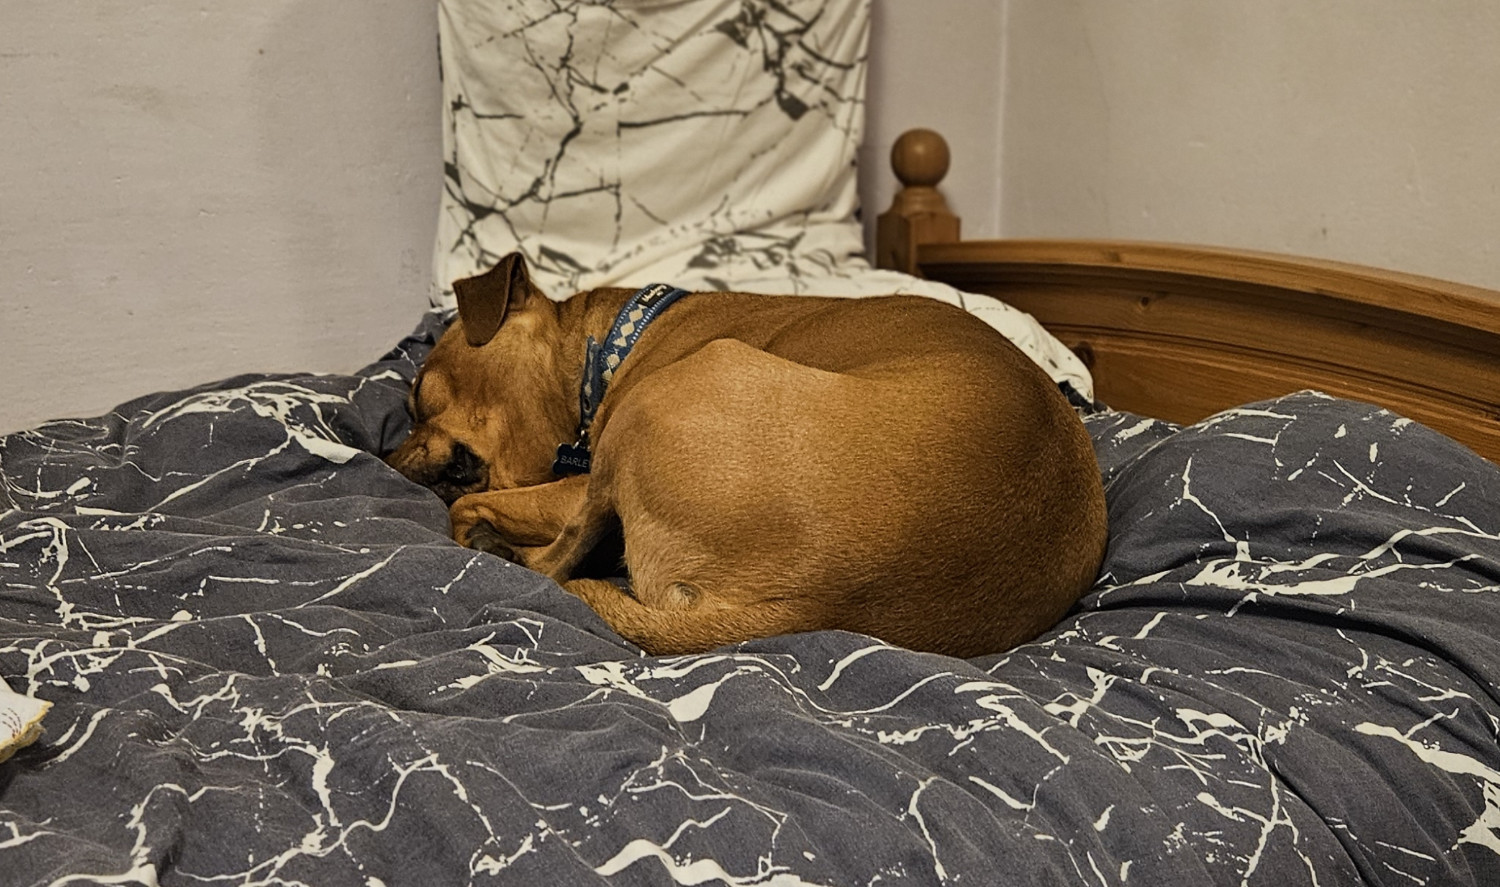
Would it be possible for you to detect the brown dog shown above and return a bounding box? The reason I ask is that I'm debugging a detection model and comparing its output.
[386,252,1108,658]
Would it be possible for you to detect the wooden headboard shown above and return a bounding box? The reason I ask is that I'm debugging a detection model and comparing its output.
[875,129,1500,466]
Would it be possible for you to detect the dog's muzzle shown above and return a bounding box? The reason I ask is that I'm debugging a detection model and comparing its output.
[438,442,486,493]
[389,438,489,505]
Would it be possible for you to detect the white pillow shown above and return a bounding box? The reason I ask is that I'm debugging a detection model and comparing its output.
[432,0,1096,398]
[434,0,869,304]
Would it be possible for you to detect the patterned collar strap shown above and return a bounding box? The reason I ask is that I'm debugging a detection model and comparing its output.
[553,283,689,476]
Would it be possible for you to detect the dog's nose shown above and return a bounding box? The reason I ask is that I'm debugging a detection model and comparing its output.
[444,442,486,489]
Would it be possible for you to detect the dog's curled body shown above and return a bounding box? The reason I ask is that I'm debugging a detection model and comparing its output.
[386,253,1108,658]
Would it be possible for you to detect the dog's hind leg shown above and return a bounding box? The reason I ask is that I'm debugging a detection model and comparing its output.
[562,578,814,655]
[522,483,619,581]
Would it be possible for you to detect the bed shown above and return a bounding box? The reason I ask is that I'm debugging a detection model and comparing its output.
[5,2,1500,885]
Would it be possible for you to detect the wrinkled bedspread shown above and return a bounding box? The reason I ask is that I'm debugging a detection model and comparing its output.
[3,313,1499,885]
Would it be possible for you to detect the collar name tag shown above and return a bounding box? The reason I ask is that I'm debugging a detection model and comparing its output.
[553,442,592,476]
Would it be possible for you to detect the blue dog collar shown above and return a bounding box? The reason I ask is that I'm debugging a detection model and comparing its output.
[553,283,689,476]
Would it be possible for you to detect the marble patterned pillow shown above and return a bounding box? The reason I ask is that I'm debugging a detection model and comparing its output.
[433,0,870,304]
[431,0,1097,397]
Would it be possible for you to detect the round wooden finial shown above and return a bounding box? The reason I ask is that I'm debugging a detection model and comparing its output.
[877,128,960,271]
[891,128,950,189]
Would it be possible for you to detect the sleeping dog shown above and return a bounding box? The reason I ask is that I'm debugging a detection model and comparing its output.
[386,253,1108,657]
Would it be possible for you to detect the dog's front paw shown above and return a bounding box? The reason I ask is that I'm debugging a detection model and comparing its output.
[463,520,516,561]
[450,498,516,560]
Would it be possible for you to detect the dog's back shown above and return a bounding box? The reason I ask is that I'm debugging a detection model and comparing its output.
[585,294,1108,657]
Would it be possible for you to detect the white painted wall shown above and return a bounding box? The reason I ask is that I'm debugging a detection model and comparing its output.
[860,0,1005,247]
[999,1,1500,289]
[2,2,443,434]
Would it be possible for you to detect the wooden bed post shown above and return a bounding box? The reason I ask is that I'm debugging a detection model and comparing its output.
[875,128,961,274]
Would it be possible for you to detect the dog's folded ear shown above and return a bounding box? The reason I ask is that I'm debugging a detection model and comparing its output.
[453,252,536,347]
